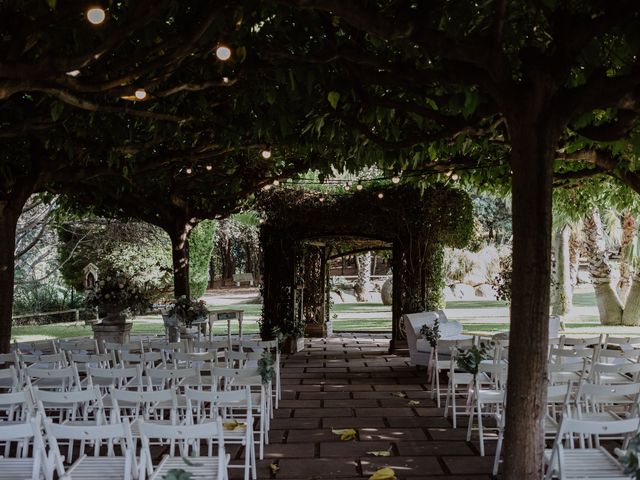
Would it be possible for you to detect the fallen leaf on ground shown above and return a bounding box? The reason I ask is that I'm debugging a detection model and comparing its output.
[331,428,357,441]
[391,392,407,398]
[269,462,280,476]
[407,400,420,406]
[367,450,391,457]
[369,467,397,480]
[223,420,246,431]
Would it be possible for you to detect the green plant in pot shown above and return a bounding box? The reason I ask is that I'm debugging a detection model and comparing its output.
[167,296,209,329]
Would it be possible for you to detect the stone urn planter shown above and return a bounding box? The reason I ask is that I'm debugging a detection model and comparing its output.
[282,336,305,354]
[92,304,132,346]
[304,320,333,338]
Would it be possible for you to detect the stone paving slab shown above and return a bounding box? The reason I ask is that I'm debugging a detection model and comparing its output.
[256,334,497,479]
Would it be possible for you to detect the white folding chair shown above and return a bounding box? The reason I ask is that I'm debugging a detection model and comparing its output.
[241,340,281,408]
[466,362,507,456]
[212,367,270,460]
[0,366,21,392]
[138,418,229,480]
[574,381,640,425]
[544,417,640,479]
[186,387,256,480]
[145,366,201,390]
[0,413,48,480]
[45,417,138,480]
[590,361,640,385]
[548,359,587,386]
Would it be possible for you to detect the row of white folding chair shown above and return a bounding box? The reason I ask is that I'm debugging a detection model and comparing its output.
[0,390,232,479]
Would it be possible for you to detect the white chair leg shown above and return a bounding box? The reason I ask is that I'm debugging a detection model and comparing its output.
[493,425,504,477]
[478,407,485,457]
[435,368,441,408]
[466,406,474,442]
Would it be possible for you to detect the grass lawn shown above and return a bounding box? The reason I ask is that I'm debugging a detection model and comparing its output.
[11,289,604,342]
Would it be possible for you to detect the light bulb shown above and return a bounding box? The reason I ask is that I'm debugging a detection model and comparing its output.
[86,7,106,25]
[215,45,232,61]
[206,165,213,171]
[134,89,147,100]
[273,179,280,186]
[261,150,272,159]
[263,184,271,191]
[392,176,400,184]
[185,167,192,174]
[259,219,265,224]
[66,70,81,77]
[451,173,459,181]
[319,196,325,202]
[356,183,363,191]
[344,185,350,191]
[222,77,229,84]
[377,192,384,199]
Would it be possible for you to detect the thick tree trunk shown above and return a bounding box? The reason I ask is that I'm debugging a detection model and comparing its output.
[583,209,623,325]
[622,275,640,326]
[355,251,372,302]
[503,114,556,478]
[618,211,636,303]
[568,229,580,290]
[0,206,20,353]
[168,223,192,299]
[552,225,572,316]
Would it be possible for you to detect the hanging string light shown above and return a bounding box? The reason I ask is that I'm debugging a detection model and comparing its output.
[377,192,384,199]
[356,181,363,191]
[215,45,232,61]
[185,167,192,175]
[261,149,272,159]
[206,165,213,171]
[272,179,280,186]
[134,89,147,100]
[86,6,106,24]
[391,175,401,184]
[451,173,459,181]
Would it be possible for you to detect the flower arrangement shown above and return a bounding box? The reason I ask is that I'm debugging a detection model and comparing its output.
[85,269,150,319]
[620,433,640,479]
[455,342,492,376]
[167,295,208,328]
[258,350,275,384]
[420,319,440,348]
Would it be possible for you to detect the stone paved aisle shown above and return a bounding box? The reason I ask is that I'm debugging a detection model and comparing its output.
[241,334,495,480]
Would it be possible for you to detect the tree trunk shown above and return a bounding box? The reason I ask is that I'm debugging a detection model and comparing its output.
[568,229,580,290]
[168,223,192,298]
[0,206,20,353]
[502,112,556,478]
[355,251,372,302]
[552,225,572,316]
[583,209,623,325]
[618,211,636,303]
[622,274,640,326]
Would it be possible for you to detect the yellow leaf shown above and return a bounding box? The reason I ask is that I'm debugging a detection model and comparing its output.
[269,462,279,475]
[391,392,407,398]
[223,420,246,431]
[407,400,421,406]
[331,428,357,441]
[369,467,397,480]
[367,450,391,457]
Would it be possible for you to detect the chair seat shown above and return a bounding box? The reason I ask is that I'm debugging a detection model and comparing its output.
[151,455,223,479]
[544,447,627,479]
[0,458,43,479]
[66,455,133,479]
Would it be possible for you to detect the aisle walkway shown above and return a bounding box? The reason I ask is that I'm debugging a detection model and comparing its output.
[250,334,494,479]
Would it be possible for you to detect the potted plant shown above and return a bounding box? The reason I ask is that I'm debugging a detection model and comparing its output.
[164,296,208,341]
[85,269,150,344]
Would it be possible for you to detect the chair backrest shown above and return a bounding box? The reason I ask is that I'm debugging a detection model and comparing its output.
[439,321,463,338]
[20,351,68,369]
[185,386,251,408]
[58,338,99,353]
[224,350,262,368]
[0,366,21,391]
[549,347,595,364]
[558,415,640,436]
[145,366,200,389]
[240,339,278,352]
[547,383,573,404]
[69,351,117,371]
[120,351,165,369]
[25,364,80,390]
[212,366,263,386]
[172,351,217,368]
[591,361,640,383]
[0,390,34,421]
[576,381,640,406]
[0,351,19,367]
[192,339,228,353]
[87,365,143,390]
[33,386,106,423]
[596,348,640,364]
[110,387,179,424]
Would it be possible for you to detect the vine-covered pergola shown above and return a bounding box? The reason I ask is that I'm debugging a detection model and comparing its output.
[257,185,473,351]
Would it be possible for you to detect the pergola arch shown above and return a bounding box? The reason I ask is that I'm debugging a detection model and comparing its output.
[257,185,473,352]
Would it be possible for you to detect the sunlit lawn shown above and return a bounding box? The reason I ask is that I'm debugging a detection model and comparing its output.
[11,290,602,342]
